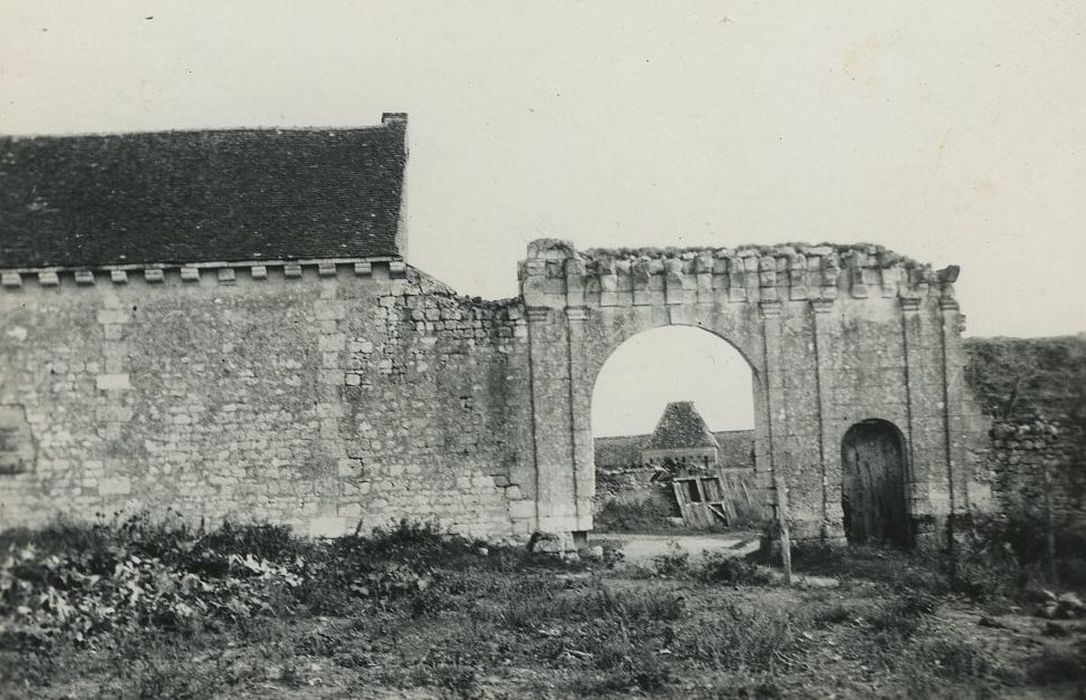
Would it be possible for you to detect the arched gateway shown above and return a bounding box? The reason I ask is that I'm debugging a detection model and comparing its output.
[519,238,975,547]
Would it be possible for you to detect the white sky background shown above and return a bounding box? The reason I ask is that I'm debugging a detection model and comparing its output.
[1,1,1083,435]
[591,326,754,436]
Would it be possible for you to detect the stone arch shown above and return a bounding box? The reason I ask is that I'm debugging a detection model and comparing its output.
[586,321,764,457]
[518,238,973,547]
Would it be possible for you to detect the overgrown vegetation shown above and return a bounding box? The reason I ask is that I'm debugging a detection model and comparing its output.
[2,512,1083,698]
[593,498,679,533]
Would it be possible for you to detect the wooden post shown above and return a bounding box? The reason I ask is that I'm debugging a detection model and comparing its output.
[774,473,793,585]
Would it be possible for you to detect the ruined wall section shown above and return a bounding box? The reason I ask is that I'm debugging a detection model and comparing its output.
[964,336,1086,526]
[0,262,533,538]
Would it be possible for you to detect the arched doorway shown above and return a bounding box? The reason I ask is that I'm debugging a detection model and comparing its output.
[590,325,761,530]
[840,419,910,547]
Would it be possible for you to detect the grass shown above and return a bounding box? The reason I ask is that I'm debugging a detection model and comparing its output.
[2,513,1084,698]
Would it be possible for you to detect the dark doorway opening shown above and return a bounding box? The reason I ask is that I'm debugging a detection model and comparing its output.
[841,419,911,548]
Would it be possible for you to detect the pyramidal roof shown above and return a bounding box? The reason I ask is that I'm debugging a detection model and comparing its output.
[645,401,720,450]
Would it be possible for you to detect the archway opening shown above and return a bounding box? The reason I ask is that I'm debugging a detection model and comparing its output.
[840,419,911,548]
[591,325,760,533]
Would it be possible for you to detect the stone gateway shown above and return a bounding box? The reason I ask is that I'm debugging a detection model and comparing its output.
[0,114,996,547]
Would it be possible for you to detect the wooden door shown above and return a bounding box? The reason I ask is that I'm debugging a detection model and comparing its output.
[841,420,910,547]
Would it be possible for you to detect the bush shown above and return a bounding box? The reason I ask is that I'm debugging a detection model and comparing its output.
[698,552,773,585]
[651,542,690,577]
[0,514,487,647]
[867,589,938,640]
[675,600,799,672]
[594,498,677,533]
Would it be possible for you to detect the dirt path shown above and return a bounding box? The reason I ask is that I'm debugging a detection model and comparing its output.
[590,531,761,564]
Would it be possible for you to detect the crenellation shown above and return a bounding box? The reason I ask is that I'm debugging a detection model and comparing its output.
[789,253,808,301]
[758,255,778,302]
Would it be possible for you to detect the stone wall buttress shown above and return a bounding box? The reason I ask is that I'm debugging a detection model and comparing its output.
[522,244,580,534]
[939,284,969,518]
[759,299,784,513]
[811,298,841,538]
[900,296,928,533]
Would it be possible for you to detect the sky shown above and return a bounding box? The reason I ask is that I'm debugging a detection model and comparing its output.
[591,326,754,436]
[1,1,1083,434]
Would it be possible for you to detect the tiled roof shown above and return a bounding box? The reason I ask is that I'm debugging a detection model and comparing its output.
[593,428,755,470]
[713,430,756,469]
[594,434,647,469]
[0,115,407,269]
[645,401,720,450]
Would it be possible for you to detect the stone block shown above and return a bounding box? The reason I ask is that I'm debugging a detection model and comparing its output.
[509,499,536,519]
[96,373,131,391]
[99,477,132,496]
[307,516,350,538]
[97,309,130,325]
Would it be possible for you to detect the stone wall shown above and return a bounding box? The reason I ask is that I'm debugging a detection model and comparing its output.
[964,336,1086,526]
[0,239,1003,547]
[0,261,535,538]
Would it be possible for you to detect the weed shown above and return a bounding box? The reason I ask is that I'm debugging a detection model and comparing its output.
[1026,648,1086,686]
[652,541,690,577]
[676,600,799,672]
[698,551,773,585]
[594,498,678,533]
[810,601,852,628]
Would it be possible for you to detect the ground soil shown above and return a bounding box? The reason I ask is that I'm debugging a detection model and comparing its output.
[3,531,1084,699]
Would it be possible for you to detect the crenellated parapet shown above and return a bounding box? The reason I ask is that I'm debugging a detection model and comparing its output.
[519,239,961,310]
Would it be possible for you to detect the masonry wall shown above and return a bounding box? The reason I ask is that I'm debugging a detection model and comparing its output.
[964,336,1086,527]
[0,263,535,538]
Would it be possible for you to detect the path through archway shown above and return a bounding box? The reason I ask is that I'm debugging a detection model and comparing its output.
[591,325,761,531]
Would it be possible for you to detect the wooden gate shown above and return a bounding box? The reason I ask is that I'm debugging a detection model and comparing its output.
[840,419,910,547]
[672,475,731,528]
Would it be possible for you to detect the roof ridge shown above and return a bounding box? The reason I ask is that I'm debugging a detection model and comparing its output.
[0,123,394,141]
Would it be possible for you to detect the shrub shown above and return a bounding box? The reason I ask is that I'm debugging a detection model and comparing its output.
[866,589,938,640]
[810,601,852,628]
[594,498,677,533]
[698,552,773,585]
[675,600,799,672]
[0,514,480,647]
[1027,649,1086,686]
[651,542,690,577]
